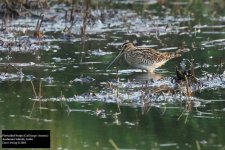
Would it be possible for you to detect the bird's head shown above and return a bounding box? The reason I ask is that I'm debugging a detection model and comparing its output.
[121,42,135,53]
[106,42,135,70]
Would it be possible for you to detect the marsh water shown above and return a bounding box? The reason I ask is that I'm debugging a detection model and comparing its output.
[0,0,225,149]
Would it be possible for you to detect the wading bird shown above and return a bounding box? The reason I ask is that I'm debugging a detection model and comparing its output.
[107,42,188,72]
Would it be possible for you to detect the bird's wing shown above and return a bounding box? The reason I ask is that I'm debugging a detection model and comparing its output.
[133,48,172,62]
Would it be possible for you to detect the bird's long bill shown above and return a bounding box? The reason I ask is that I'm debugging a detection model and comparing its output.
[106,51,124,70]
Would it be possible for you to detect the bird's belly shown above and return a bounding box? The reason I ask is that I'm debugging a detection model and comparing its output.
[145,60,168,72]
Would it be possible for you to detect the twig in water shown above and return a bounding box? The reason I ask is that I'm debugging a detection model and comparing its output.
[38,79,43,111]
[29,100,36,117]
[60,90,66,107]
[29,80,37,117]
[177,103,191,124]
[184,112,189,124]
[177,109,185,121]
[161,105,167,115]
[116,86,119,98]
[117,99,121,114]
[31,80,37,98]
[196,140,201,150]
[184,75,190,98]
[29,80,43,116]
[108,139,119,150]
[177,109,186,120]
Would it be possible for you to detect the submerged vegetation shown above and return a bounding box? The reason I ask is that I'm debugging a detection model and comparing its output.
[0,0,225,149]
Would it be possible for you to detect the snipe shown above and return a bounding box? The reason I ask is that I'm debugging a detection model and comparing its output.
[107,42,188,72]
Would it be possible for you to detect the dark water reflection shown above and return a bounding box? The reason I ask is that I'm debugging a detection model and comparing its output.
[0,0,225,149]
[1,99,225,149]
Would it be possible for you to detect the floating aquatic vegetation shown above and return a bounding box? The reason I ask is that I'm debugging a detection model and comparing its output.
[28,71,224,107]
[0,72,23,81]
[88,49,113,56]
[70,76,95,84]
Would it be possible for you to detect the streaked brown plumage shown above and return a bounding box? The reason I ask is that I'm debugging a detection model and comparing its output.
[107,42,186,72]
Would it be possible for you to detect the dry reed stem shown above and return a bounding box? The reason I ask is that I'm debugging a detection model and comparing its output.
[81,0,90,38]
[34,14,44,38]
[31,80,37,97]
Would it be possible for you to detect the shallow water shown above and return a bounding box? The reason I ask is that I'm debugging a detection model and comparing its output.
[0,0,225,149]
